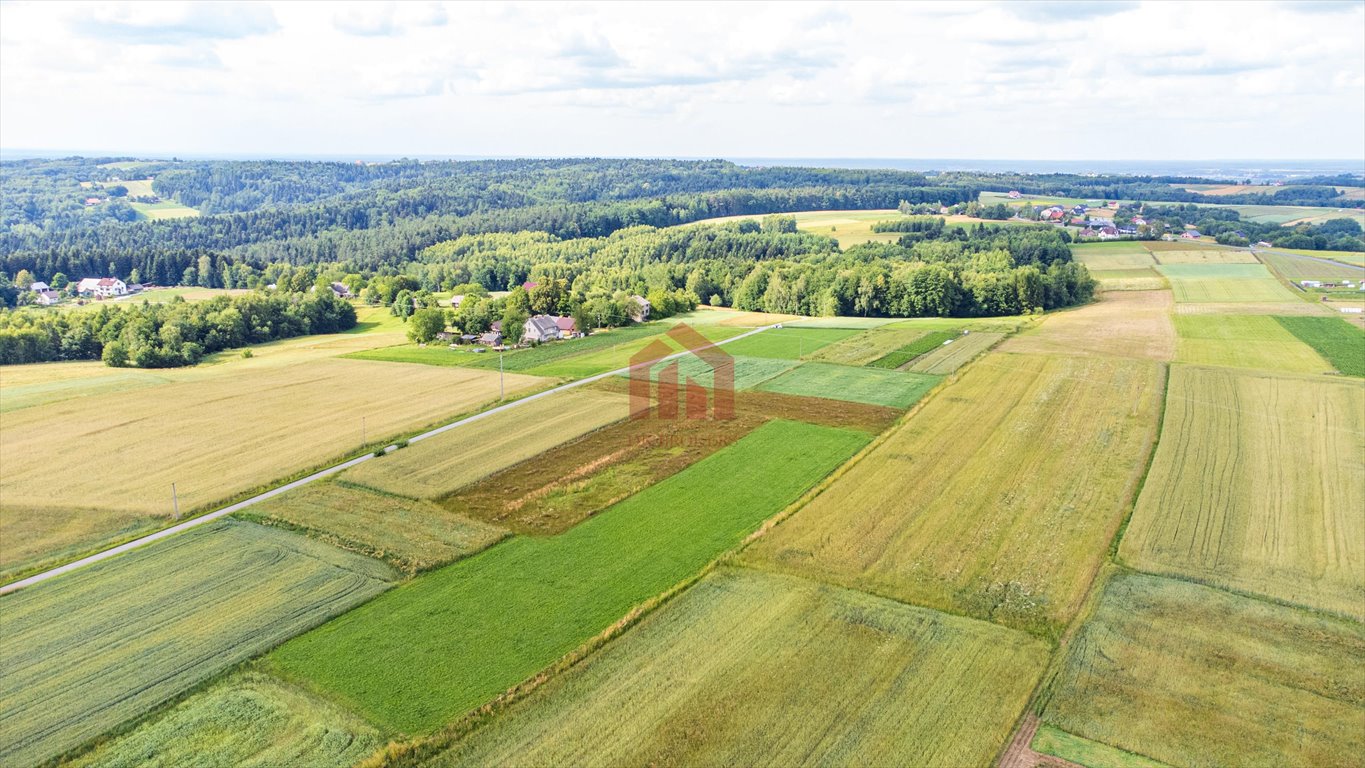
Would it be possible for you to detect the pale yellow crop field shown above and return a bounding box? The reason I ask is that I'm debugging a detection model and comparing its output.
[1121,366,1365,619]
[905,331,1004,374]
[342,389,630,500]
[1152,249,1259,265]
[743,352,1165,638]
[0,359,542,580]
[1000,290,1175,362]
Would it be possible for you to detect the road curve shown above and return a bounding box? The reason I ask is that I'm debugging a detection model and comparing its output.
[0,322,780,595]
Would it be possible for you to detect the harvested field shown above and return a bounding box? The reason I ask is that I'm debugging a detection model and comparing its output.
[1157,263,1303,304]
[1091,268,1167,291]
[803,326,932,366]
[0,359,540,581]
[430,568,1048,768]
[1276,316,1365,376]
[756,362,941,408]
[999,291,1175,362]
[0,521,394,767]
[1258,250,1365,282]
[242,481,507,574]
[269,421,870,735]
[1121,366,1365,619]
[1173,315,1331,374]
[743,352,1165,638]
[1151,249,1258,265]
[711,327,857,358]
[1042,570,1365,768]
[342,389,628,500]
[1072,251,1157,271]
[66,671,384,768]
[905,331,1004,374]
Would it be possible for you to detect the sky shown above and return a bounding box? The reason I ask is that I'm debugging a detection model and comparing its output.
[1,0,1363,161]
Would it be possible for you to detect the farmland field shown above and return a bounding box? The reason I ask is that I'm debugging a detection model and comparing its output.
[0,520,395,767]
[269,420,870,734]
[341,389,629,500]
[1072,250,1157,271]
[802,326,932,366]
[520,324,747,379]
[66,671,384,768]
[756,362,941,408]
[1151,248,1258,264]
[129,200,199,220]
[242,481,507,574]
[866,330,956,368]
[904,331,1004,374]
[1031,725,1172,768]
[1156,263,1304,304]
[743,352,1164,638]
[1275,316,1365,376]
[0,359,540,581]
[1090,268,1167,291]
[1000,290,1175,362]
[1041,570,1365,768]
[624,353,801,391]
[1257,249,1365,282]
[1121,366,1365,619]
[1173,315,1331,374]
[714,326,858,359]
[431,568,1049,768]
[1277,248,1365,267]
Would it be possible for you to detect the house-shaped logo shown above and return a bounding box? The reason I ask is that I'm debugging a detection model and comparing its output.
[628,323,734,420]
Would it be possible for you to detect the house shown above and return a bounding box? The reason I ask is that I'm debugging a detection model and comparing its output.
[1132,217,1147,226]
[1098,226,1120,240]
[36,290,61,306]
[83,197,103,206]
[29,281,49,292]
[1071,205,1087,216]
[628,294,651,322]
[553,315,579,339]
[77,277,127,298]
[523,314,562,344]
[435,331,454,342]
[1118,226,1137,236]
[1107,201,1120,210]
[1007,190,1021,199]
[1069,217,1087,227]
[477,330,502,346]
[1087,217,1114,228]
[1301,280,1323,288]
[330,282,353,299]
[490,320,502,333]
[1181,230,1202,240]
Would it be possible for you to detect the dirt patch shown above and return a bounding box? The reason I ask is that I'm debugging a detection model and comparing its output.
[998,715,1084,768]
[1000,290,1176,362]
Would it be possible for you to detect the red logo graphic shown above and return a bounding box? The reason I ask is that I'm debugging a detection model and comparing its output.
[628,323,734,420]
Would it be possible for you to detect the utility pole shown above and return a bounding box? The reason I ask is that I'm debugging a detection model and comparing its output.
[171,483,180,520]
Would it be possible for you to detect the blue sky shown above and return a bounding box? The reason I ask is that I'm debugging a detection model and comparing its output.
[1,0,1362,160]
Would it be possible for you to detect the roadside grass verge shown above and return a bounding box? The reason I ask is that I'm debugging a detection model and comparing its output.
[0,521,395,767]
[267,420,870,735]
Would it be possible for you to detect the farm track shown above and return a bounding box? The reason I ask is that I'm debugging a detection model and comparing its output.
[0,323,782,596]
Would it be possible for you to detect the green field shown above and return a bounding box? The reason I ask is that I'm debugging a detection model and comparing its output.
[341,389,628,500]
[66,671,383,768]
[432,567,1048,767]
[1042,570,1365,768]
[130,200,199,220]
[1150,248,1258,265]
[1277,248,1365,267]
[241,480,507,574]
[1173,314,1332,374]
[0,521,395,767]
[1032,725,1173,768]
[715,326,859,359]
[866,330,957,368]
[624,353,801,391]
[905,331,1005,374]
[801,326,932,366]
[1121,366,1365,619]
[744,352,1164,638]
[520,324,747,379]
[1257,250,1365,282]
[756,362,941,408]
[1275,316,1365,376]
[269,420,870,734]
[1156,263,1304,303]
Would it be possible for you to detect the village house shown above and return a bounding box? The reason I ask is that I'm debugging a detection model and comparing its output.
[1006,190,1021,199]
[554,315,579,339]
[83,197,103,206]
[1132,217,1147,226]
[628,294,651,322]
[523,314,562,344]
[1098,226,1120,240]
[77,277,128,298]
[477,329,502,346]
[36,290,61,306]
[29,281,49,292]
[1181,230,1202,240]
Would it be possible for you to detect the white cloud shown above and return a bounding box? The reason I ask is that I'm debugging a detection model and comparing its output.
[0,0,1360,160]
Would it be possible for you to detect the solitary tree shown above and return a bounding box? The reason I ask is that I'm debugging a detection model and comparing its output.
[407,308,446,343]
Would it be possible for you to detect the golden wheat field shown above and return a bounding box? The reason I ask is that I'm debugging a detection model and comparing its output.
[999,290,1176,362]
[1121,365,1365,619]
[0,359,542,579]
[742,352,1165,638]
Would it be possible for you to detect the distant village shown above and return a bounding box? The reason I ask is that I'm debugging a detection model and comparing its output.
[22,276,141,307]
[1001,191,1214,242]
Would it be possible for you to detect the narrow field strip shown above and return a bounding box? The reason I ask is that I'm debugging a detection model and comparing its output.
[756,362,941,408]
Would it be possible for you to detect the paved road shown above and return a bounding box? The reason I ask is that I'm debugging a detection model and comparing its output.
[0,322,780,595]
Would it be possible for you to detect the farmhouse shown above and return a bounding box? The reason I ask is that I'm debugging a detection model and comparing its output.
[478,330,502,346]
[77,277,128,298]
[36,290,61,306]
[1181,230,1202,240]
[523,315,563,343]
[29,281,49,292]
[628,294,652,321]
[554,315,579,338]
[1098,226,1120,240]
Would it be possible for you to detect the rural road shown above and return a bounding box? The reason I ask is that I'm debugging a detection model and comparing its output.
[0,322,781,596]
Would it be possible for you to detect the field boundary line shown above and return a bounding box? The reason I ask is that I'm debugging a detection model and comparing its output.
[0,323,781,596]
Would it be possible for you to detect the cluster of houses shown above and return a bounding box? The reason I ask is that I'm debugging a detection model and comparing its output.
[26,277,140,306]
[439,294,652,351]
